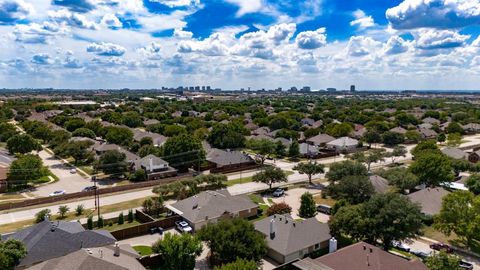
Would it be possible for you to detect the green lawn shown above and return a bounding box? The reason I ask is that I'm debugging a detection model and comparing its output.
[248,194,264,204]
[133,245,153,256]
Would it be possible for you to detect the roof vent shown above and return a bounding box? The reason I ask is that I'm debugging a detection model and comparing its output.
[114,243,120,257]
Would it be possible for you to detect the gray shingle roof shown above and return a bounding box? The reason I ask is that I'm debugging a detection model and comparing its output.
[168,190,257,223]
[369,175,390,194]
[133,154,169,171]
[254,215,331,256]
[206,148,254,167]
[2,220,116,267]
[407,187,450,216]
[306,134,335,145]
[441,147,467,160]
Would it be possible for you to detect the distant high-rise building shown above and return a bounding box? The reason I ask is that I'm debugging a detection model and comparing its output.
[290,87,298,92]
[350,85,356,92]
[202,86,206,91]
[302,86,311,92]
[327,88,336,92]
[206,86,211,91]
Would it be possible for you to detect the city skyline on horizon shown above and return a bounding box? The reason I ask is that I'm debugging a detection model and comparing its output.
[0,0,479,89]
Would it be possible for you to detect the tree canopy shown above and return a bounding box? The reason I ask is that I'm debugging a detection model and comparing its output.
[409,152,453,187]
[6,134,41,154]
[152,232,203,270]
[0,239,27,270]
[252,166,287,190]
[293,161,325,185]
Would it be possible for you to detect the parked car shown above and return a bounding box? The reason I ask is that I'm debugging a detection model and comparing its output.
[175,221,193,233]
[70,169,76,174]
[429,243,453,253]
[49,190,66,197]
[272,188,284,197]
[410,250,431,259]
[392,241,411,252]
[459,260,473,270]
[317,204,332,215]
[149,227,164,235]
[82,186,97,192]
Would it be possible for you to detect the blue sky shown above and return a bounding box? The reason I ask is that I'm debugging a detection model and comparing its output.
[0,0,479,89]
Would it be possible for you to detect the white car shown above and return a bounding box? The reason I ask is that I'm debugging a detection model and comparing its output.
[392,241,411,252]
[70,169,76,174]
[49,190,66,197]
[175,221,193,233]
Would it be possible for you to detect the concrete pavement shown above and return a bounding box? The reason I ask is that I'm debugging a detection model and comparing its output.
[31,150,92,197]
[0,148,14,167]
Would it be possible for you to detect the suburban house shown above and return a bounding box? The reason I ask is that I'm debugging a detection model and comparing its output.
[407,187,450,216]
[0,167,7,193]
[422,117,440,125]
[143,119,160,126]
[25,244,145,270]
[369,175,391,194]
[299,143,320,158]
[131,154,177,180]
[463,123,480,134]
[254,215,331,264]
[166,190,258,231]
[417,128,437,140]
[306,134,335,147]
[206,148,255,172]
[390,127,407,135]
[2,219,117,268]
[326,137,359,153]
[92,143,140,162]
[441,147,467,160]
[132,130,167,147]
[293,242,428,270]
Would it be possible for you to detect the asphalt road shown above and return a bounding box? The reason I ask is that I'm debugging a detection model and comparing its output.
[0,149,14,167]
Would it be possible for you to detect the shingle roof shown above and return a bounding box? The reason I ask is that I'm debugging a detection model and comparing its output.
[369,175,390,194]
[390,127,407,134]
[131,130,167,146]
[25,245,145,270]
[306,134,335,145]
[168,190,257,223]
[407,187,450,216]
[133,154,169,171]
[206,148,253,167]
[295,242,428,270]
[441,147,467,160]
[300,143,319,155]
[327,137,359,147]
[254,215,331,256]
[2,220,116,267]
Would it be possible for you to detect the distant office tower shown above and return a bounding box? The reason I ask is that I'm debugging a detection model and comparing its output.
[201,86,205,91]
[302,86,311,92]
[206,86,211,91]
[350,85,356,92]
[327,88,336,92]
[290,87,298,92]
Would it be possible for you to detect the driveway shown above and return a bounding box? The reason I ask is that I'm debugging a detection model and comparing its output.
[32,150,93,197]
[270,187,328,222]
[0,148,14,167]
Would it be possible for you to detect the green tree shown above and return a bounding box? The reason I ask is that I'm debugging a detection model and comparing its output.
[0,122,17,142]
[48,130,71,149]
[64,140,94,165]
[405,130,421,143]
[94,150,127,175]
[58,205,69,219]
[105,126,134,146]
[275,141,286,157]
[87,216,93,229]
[246,139,276,164]
[325,122,353,137]
[409,152,453,186]
[0,239,27,270]
[437,133,446,142]
[198,219,266,266]
[207,122,247,149]
[35,209,51,223]
[97,216,104,227]
[75,204,85,216]
[130,169,147,182]
[363,130,382,147]
[122,111,143,128]
[299,192,316,218]
[328,175,374,204]
[64,118,86,132]
[426,251,461,270]
[288,140,300,158]
[446,133,462,147]
[381,167,419,193]
[326,160,368,183]
[410,140,440,158]
[118,213,124,225]
[152,232,203,270]
[466,174,480,195]
[7,154,47,187]
[162,134,205,172]
[252,167,287,190]
[72,128,96,139]
[434,191,480,246]
[329,193,423,250]
[388,145,407,164]
[350,149,386,171]
[6,134,41,154]
[293,161,325,185]
[382,131,405,146]
[213,259,258,270]
[128,209,134,222]
[446,122,464,134]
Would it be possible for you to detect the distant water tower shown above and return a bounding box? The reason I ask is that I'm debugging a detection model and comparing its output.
[350,85,356,92]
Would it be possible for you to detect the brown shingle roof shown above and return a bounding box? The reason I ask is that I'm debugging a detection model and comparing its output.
[407,187,450,216]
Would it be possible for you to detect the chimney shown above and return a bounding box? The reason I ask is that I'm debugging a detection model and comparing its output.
[329,237,338,253]
[149,157,154,172]
[269,219,276,239]
[114,242,120,257]
[99,249,103,259]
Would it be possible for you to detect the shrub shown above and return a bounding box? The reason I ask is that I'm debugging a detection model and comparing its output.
[35,209,51,223]
[266,203,292,216]
[87,216,93,230]
[58,205,69,219]
[75,204,85,216]
[128,209,134,223]
[118,213,124,225]
[97,216,104,228]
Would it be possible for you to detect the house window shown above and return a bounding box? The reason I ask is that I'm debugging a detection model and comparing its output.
[315,244,319,250]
